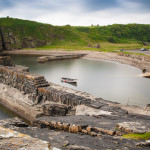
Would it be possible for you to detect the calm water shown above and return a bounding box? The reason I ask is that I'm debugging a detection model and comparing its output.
[10,55,150,107]
[0,105,14,120]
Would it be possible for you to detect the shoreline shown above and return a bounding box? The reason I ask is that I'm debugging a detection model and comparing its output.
[2,49,150,73]
[1,50,150,116]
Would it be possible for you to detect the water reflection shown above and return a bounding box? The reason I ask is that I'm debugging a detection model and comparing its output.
[61,81,77,86]
[11,55,150,107]
[0,105,14,120]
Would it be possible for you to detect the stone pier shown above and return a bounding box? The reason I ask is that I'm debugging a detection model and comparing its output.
[37,54,86,63]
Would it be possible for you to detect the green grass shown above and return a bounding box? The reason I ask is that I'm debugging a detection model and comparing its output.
[123,132,150,140]
[123,52,145,55]
[36,41,142,52]
[0,17,150,51]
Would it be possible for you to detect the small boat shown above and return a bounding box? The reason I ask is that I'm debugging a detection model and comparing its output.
[61,77,77,83]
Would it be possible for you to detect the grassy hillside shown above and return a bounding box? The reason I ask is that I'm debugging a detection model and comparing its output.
[0,17,86,50]
[0,17,150,51]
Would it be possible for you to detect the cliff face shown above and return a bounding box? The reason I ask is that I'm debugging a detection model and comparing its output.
[0,27,12,51]
[0,25,64,51]
[0,18,66,51]
[0,36,2,50]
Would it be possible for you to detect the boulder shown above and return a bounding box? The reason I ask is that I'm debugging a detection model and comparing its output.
[0,56,13,66]
[15,65,29,72]
[145,104,150,111]
[42,102,68,116]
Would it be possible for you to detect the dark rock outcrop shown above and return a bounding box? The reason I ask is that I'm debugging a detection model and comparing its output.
[0,56,12,66]
[0,18,65,51]
[0,36,3,51]
[0,27,12,51]
[42,103,68,116]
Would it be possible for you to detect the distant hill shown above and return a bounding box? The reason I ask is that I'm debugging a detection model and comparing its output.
[0,17,150,51]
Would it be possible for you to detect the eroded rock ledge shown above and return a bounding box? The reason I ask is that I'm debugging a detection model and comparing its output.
[1,117,150,150]
[0,125,50,150]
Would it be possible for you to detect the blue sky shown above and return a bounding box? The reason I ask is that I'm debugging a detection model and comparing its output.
[0,0,150,25]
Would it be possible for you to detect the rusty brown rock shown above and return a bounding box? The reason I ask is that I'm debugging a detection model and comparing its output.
[50,121,57,128]
[63,123,70,131]
[93,127,115,136]
[116,131,124,136]
[56,122,63,130]
[86,126,92,133]
[82,129,88,134]
[69,124,82,133]
[0,126,50,150]
[105,129,115,136]
[90,132,97,136]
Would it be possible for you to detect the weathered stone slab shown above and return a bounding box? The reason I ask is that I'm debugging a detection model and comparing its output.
[0,126,50,150]
[34,112,150,137]
[116,122,150,133]
[42,102,68,116]
[85,101,107,109]
[15,65,29,72]
[136,140,150,147]
[1,118,150,150]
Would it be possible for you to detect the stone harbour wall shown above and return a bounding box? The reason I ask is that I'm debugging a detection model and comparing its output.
[37,54,86,63]
[37,84,103,108]
[0,65,102,109]
[0,65,49,102]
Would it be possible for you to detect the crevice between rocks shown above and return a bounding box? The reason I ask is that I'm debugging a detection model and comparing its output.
[0,26,6,51]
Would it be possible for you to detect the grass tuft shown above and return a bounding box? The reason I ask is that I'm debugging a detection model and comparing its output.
[123,132,150,140]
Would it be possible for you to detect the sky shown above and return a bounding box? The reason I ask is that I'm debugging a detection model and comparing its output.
[0,0,150,26]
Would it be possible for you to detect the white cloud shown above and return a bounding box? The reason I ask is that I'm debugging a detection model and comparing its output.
[0,0,150,26]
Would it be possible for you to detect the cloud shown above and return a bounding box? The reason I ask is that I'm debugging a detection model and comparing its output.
[0,0,150,25]
[83,0,119,11]
[0,0,13,10]
[131,0,150,6]
[118,0,150,13]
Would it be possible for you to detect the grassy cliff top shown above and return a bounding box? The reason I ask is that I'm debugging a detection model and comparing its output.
[0,17,150,51]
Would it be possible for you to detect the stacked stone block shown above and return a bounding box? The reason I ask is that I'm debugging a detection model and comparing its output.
[0,65,49,103]
[0,65,105,109]
[37,84,102,108]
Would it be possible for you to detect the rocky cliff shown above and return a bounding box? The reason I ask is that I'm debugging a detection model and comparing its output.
[0,18,67,51]
[0,36,3,50]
